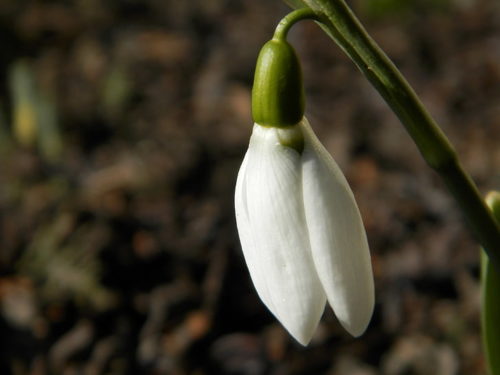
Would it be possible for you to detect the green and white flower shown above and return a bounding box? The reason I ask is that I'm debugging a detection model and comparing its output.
[236,18,375,345]
[235,117,374,345]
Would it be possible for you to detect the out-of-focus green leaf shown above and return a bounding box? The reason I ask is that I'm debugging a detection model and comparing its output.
[9,61,38,147]
[101,64,132,121]
[9,59,63,162]
[482,191,500,375]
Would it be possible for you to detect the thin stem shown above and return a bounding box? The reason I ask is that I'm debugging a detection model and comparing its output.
[273,8,322,40]
[291,0,500,266]
[482,191,500,375]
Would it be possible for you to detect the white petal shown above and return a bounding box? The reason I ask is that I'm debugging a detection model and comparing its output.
[235,146,273,307]
[235,123,326,345]
[300,118,374,337]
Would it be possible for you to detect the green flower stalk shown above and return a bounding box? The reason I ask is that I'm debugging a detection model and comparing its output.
[286,0,500,267]
[482,192,500,375]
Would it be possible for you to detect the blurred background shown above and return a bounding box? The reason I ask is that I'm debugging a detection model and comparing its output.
[0,0,499,374]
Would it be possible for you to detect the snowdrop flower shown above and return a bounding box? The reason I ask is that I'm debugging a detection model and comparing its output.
[235,29,374,345]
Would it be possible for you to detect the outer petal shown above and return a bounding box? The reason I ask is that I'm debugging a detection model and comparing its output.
[235,123,326,345]
[235,148,273,308]
[300,118,374,337]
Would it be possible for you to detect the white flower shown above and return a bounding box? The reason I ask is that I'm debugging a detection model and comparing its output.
[235,117,374,345]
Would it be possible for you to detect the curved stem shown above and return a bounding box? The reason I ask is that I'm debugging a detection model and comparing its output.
[288,0,500,267]
[273,8,322,40]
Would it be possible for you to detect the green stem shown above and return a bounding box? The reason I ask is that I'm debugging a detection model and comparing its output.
[482,191,500,375]
[273,8,322,40]
[290,0,500,267]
